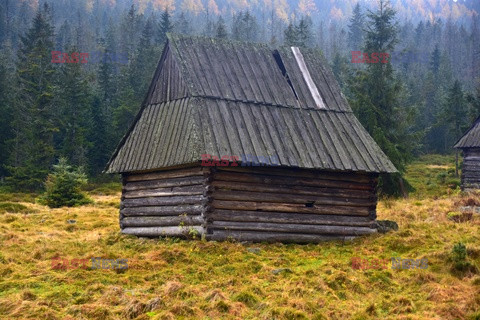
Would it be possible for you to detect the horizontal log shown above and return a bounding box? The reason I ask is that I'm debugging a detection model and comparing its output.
[206,230,356,243]
[212,200,372,216]
[208,210,375,226]
[121,215,203,227]
[121,205,204,216]
[122,226,204,237]
[211,181,373,199]
[213,172,374,191]
[212,190,375,207]
[124,176,206,191]
[210,221,377,236]
[462,172,480,176]
[123,185,205,199]
[462,165,480,170]
[122,195,205,208]
[126,167,204,182]
[216,166,374,184]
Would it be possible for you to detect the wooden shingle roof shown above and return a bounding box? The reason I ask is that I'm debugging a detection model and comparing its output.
[106,34,397,174]
[454,116,480,149]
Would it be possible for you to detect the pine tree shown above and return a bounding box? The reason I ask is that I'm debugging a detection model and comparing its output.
[296,16,314,47]
[131,16,158,101]
[284,16,313,48]
[56,48,92,168]
[348,3,364,50]
[157,9,173,45]
[215,16,228,39]
[332,53,351,89]
[442,80,468,175]
[120,5,142,57]
[348,0,414,196]
[232,11,258,42]
[443,80,468,144]
[0,46,14,179]
[284,22,298,46]
[430,44,441,75]
[175,12,191,35]
[7,4,57,191]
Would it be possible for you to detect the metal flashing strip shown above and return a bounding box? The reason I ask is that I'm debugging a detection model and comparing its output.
[291,46,326,110]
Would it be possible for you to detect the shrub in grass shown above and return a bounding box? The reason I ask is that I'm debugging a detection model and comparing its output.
[450,242,478,276]
[447,211,473,223]
[233,291,259,307]
[38,158,92,208]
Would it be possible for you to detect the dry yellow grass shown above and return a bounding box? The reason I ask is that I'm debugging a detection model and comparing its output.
[0,156,479,319]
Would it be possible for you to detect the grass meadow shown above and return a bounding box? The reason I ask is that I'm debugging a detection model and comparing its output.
[0,155,479,319]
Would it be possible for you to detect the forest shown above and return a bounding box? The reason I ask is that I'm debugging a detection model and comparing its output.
[0,0,479,194]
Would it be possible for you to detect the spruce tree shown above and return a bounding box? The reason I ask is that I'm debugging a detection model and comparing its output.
[442,80,467,175]
[157,9,173,45]
[0,47,14,179]
[215,16,228,39]
[348,3,364,50]
[232,11,258,42]
[284,22,298,46]
[348,0,414,196]
[430,44,441,75]
[296,16,314,47]
[284,16,313,48]
[7,4,57,191]
[56,48,92,168]
[175,12,191,35]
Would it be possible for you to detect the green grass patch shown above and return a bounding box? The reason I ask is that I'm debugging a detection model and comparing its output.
[0,202,37,214]
[404,154,460,198]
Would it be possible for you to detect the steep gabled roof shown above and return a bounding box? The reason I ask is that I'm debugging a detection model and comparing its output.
[454,115,480,149]
[106,34,397,174]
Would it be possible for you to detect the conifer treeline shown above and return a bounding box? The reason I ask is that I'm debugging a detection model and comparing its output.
[0,1,479,192]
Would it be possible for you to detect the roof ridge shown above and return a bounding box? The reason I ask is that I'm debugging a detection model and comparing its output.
[167,32,273,50]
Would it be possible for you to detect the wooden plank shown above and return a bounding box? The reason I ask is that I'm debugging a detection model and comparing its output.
[280,108,315,167]
[211,200,372,216]
[215,165,373,183]
[124,176,206,191]
[121,205,204,216]
[126,167,203,182]
[211,180,373,199]
[123,185,205,199]
[207,230,356,243]
[310,111,345,171]
[122,226,204,237]
[121,215,203,227]
[213,171,375,190]
[209,210,374,226]
[212,190,375,207]
[224,43,256,101]
[122,195,205,208]
[210,221,376,235]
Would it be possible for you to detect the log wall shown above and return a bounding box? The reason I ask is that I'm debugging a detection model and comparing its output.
[120,166,210,238]
[119,165,380,242]
[205,166,379,243]
[461,148,480,191]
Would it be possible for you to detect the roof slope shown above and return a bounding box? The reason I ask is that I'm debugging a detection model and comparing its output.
[106,34,397,174]
[454,116,480,149]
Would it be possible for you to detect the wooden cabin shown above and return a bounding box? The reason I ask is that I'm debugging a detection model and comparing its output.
[105,34,397,243]
[454,116,480,191]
